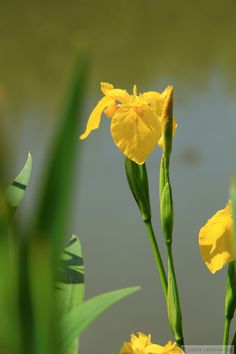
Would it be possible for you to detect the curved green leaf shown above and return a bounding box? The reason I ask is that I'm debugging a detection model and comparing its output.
[57,235,85,354]
[5,152,32,213]
[57,235,85,316]
[59,286,140,354]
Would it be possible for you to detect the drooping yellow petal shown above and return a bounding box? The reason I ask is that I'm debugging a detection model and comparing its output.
[199,202,235,273]
[80,96,114,140]
[110,104,162,164]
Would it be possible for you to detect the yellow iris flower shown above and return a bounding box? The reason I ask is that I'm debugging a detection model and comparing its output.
[199,201,235,273]
[119,332,183,354]
[80,82,177,165]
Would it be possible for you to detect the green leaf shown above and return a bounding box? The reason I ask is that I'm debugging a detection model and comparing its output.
[59,286,140,354]
[57,235,85,354]
[33,52,88,267]
[0,192,21,354]
[27,53,88,354]
[57,235,85,315]
[5,152,32,213]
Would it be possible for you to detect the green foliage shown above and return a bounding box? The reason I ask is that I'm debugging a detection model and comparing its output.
[0,194,21,354]
[5,152,32,214]
[57,235,85,316]
[0,53,140,354]
[33,52,88,267]
[57,235,85,354]
[59,286,140,354]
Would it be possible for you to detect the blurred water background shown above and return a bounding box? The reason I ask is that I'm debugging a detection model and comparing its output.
[1,0,236,351]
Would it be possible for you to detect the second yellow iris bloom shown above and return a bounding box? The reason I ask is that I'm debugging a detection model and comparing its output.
[80,82,177,165]
[119,332,183,354]
[199,201,235,273]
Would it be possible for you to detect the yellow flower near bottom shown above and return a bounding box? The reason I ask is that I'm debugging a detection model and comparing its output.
[119,333,183,354]
[199,201,235,273]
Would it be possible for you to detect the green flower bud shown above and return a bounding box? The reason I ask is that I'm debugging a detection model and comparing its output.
[125,157,151,222]
[167,267,183,344]
[160,181,174,244]
[225,262,236,319]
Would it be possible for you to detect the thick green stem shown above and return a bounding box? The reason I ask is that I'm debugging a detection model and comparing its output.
[144,221,167,301]
[223,316,231,354]
[166,243,184,347]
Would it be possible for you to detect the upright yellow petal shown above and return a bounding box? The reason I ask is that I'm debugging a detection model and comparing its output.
[80,96,114,140]
[110,104,162,164]
[199,202,235,273]
[106,88,130,103]
[100,81,130,103]
[143,90,166,116]
[101,82,114,95]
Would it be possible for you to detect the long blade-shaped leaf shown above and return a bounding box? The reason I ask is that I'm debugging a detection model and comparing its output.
[0,192,21,354]
[5,152,32,214]
[57,235,85,315]
[34,52,88,266]
[59,286,140,354]
[57,235,85,354]
[27,53,88,354]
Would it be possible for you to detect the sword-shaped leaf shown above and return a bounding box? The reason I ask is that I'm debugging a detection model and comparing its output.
[27,53,88,354]
[57,235,85,354]
[0,192,21,354]
[59,286,140,354]
[33,52,88,268]
[5,152,32,214]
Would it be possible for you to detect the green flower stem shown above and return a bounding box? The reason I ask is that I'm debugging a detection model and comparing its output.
[166,242,184,347]
[144,221,167,301]
[223,316,231,354]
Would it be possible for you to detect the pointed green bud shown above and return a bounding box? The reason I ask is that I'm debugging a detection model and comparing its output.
[167,268,183,344]
[225,262,236,319]
[160,181,173,244]
[161,86,174,159]
[125,157,151,222]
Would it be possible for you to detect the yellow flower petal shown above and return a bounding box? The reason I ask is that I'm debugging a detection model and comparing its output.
[143,89,166,116]
[143,87,177,149]
[110,104,162,164]
[101,82,114,95]
[80,83,177,161]
[80,96,114,140]
[199,202,235,273]
[104,102,120,118]
[101,82,130,103]
[119,333,184,354]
